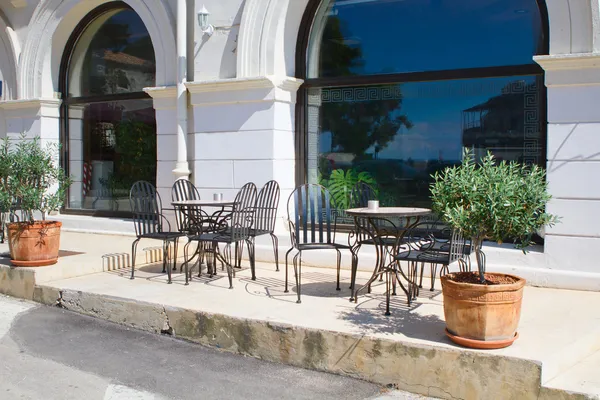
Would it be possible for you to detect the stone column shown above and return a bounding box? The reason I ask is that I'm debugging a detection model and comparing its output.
[535,53,600,277]
[144,86,178,219]
[186,76,303,231]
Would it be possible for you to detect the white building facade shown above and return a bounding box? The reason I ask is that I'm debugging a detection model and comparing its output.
[0,0,599,290]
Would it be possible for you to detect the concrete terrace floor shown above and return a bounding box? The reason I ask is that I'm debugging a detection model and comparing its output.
[1,231,600,398]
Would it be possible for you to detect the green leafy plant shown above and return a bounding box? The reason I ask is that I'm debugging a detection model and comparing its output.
[0,135,72,222]
[430,149,558,283]
[321,168,378,209]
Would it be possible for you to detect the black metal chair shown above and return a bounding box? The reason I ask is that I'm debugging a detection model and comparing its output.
[182,182,257,288]
[129,181,186,283]
[350,181,377,208]
[394,221,469,301]
[285,184,356,304]
[0,198,22,244]
[243,180,281,271]
[171,178,220,235]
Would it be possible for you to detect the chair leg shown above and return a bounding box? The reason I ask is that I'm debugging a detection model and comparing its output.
[173,238,179,273]
[225,243,234,289]
[293,251,302,304]
[430,263,437,291]
[385,270,391,316]
[130,238,141,280]
[349,252,358,301]
[183,241,193,285]
[246,238,256,280]
[335,249,342,291]
[270,233,279,272]
[164,240,172,284]
[235,241,244,269]
[284,248,294,293]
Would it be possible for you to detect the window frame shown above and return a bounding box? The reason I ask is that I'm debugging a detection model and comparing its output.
[58,2,155,218]
[294,0,550,188]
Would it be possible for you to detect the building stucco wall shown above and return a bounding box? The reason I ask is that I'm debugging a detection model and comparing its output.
[0,0,599,288]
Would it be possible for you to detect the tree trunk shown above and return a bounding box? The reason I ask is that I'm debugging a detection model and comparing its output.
[471,236,487,283]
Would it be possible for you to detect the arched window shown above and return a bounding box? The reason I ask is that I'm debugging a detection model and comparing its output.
[298,0,547,211]
[60,3,156,215]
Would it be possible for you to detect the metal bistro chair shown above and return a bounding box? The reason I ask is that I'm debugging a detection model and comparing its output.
[350,181,377,209]
[242,180,281,271]
[0,198,23,244]
[182,182,257,288]
[129,181,186,284]
[171,178,220,235]
[394,221,469,302]
[285,184,356,304]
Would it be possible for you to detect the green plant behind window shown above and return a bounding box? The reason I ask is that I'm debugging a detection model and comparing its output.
[320,168,378,209]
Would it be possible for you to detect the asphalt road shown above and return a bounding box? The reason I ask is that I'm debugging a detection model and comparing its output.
[0,295,432,400]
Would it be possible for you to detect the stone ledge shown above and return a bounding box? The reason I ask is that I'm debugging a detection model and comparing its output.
[27,285,594,400]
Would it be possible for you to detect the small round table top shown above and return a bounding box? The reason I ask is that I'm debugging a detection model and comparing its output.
[172,199,235,207]
[345,207,432,218]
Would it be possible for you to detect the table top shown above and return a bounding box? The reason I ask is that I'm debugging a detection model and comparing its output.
[345,207,431,217]
[172,199,235,207]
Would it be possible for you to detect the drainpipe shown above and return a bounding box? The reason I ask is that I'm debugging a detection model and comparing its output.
[174,0,191,180]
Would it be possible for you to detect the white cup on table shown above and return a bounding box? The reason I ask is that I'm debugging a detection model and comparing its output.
[213,193,223,201]
[368,200,379,210]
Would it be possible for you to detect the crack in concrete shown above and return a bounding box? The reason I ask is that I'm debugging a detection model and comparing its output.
[161,307,174,336]
[395,378,463,400]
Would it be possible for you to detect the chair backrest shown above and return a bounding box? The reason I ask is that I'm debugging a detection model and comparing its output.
[404,220,466,264]
[230,182,258,242]
[171,179,201,233]
[171,178,200,202]
[287,184,337,246]
[254,180,280,233]
[350,182,377,208]
[129,180,162,237]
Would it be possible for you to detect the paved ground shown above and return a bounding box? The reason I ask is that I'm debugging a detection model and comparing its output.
[0,295,432,400]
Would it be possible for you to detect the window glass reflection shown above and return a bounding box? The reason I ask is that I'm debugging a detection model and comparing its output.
[307,76,543,208]
[308,0,543,78]
[68,100,156,211]
[68,9,156,97]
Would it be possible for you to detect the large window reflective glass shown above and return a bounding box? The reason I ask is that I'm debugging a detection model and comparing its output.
[68,9,155,97]
[68,100,156,212]
[306,76,544,209]
[307,0,544,78]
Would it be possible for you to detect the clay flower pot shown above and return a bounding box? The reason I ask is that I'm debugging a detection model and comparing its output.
[7,221,62,267]
[441,272,526,349]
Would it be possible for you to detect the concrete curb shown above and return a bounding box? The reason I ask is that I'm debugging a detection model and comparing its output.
[30,285,598,400]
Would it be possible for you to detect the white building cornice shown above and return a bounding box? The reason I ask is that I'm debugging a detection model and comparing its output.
[144,86,177,110]
[0,98,61,117]
[11,0,27,8]
[535,53,600,87]
[186,76,303,93]
[186,76,303,106]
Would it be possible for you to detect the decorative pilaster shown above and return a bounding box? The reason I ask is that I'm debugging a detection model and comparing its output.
[534,53,600,273]
[186,76,303,230]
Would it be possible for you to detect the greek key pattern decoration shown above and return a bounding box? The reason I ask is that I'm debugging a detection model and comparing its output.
[320,86,403,103]
[522,78,541,165]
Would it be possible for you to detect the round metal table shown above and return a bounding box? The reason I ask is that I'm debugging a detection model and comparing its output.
[346,207,431,315]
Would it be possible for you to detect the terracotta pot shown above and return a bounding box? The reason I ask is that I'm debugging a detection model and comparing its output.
[441,272,526,349]
[7,221,62,267]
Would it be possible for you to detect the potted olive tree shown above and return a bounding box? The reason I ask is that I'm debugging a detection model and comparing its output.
[430,150,557,349]
[0,136,71,267]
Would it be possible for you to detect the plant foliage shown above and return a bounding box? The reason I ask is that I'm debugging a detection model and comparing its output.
[320,168,378,210]
[430,149,558,282]
[0,135,72,222]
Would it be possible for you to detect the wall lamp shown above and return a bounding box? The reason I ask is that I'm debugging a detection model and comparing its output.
[197,5,214,36]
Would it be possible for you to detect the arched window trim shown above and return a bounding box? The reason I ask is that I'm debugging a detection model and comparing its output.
[58,2,154,217]
[295,0,550,185]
